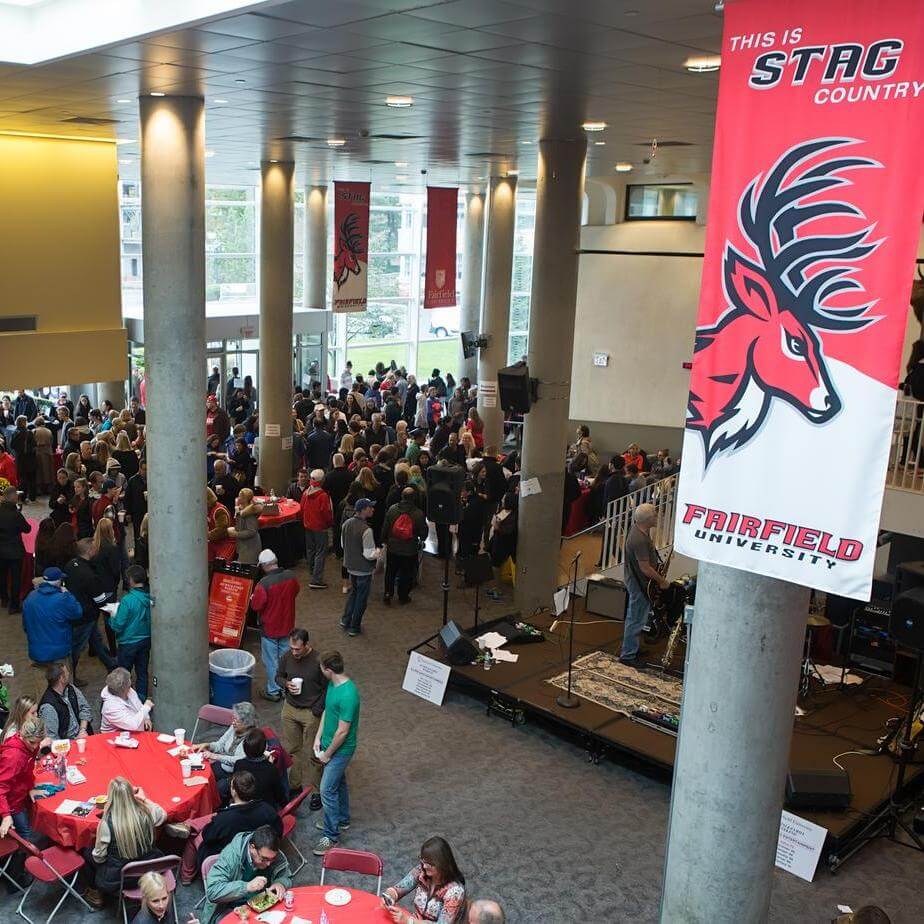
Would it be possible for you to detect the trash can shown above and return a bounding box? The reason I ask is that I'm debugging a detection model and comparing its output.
[208,649,255,708]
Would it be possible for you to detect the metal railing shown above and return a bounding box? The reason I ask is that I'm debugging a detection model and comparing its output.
[887,397,924,493]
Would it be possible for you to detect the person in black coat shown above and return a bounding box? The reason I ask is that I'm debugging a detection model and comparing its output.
[304,420,334,472]
[13,391,37,422]
[458,481,488,561]
[230,729,285,808]
[10,418,37,501]
[49,469,75,526]
[124,461,148,527]
[65,539,117,675]
[0,486,29,614]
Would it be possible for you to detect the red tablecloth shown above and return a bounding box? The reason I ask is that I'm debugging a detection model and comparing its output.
[257,497,300,528]
[219,886,389,923]
[32,732,219,851]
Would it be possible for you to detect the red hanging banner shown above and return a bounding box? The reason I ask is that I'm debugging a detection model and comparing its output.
[424,186,458,309]
[332,181,370,313]
[674,0,924,600]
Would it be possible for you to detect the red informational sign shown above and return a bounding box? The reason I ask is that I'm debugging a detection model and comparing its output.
[207,570,254,648]
[332,181,370,313]
[675,0,924,600]
[424,187,458,309]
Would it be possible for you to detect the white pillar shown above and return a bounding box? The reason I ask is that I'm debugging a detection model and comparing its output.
[477,176,517,450]
[258,161,295,494]
[140,95,208,729]
[304,184,327,310]
[459,189,485,383]
[660,562,809,923]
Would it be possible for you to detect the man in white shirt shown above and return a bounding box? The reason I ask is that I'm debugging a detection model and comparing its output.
[339,361,353,391]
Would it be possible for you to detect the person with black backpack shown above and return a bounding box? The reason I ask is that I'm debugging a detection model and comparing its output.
[381,487,428,605]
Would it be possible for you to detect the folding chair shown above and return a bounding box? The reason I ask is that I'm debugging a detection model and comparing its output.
[319,848,384,896]
[0,836,26,894]
[196,853,220,911]
[9,830,92,924]
[118,854,181,924]
[191,704,234,743]
[277,787,311,876]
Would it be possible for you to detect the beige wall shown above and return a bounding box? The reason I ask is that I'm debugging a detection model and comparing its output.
[0,134,126,390]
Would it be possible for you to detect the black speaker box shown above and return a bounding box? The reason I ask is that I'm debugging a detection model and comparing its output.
[439,620,480,665]
[891,586,924,651]
[785,768,851,810]
[498,361,531,413]
[426,464,465,525]
[896,561,924,597]
[463,553,493,586]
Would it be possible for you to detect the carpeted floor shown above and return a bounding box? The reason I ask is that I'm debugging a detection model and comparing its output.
[3,516,923,923]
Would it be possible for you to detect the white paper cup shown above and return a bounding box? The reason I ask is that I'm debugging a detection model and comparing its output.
[118,731,130,741]
[180,759,192,779]
[290,678,303,695]
[76,738,86,754]
[174,728,185,746]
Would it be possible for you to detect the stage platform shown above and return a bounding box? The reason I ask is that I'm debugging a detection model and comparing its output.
[418,609,924,871]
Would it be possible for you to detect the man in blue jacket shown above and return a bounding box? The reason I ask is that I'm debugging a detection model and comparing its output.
[22,568,84,672]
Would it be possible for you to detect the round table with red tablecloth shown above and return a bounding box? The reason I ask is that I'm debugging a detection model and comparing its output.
[218,886,391,924]
[31,732,219,851]
[256,497,303,568]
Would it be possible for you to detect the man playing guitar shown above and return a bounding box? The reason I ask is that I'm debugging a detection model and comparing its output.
[621,503,669,666]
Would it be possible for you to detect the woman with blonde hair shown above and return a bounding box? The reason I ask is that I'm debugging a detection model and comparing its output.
[95,439,112,470]
[338,432,355,458]
[459,429,476,459]
[2,694,37,742]
[85,776,166,907]
[91,517,122,605]
[113,430,139,479]
[131,870,190,924]
[227,488,263,565]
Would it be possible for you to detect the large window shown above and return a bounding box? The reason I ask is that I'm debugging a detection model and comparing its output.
[509,188,536,363]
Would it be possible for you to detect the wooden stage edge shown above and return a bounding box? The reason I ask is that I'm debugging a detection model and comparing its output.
[416,610,924,870]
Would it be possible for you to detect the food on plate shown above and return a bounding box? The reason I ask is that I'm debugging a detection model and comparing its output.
[247,891,279,913]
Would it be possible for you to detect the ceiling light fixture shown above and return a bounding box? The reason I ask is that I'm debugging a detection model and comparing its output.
[327,138,346,147]
[149,91,165,97]
[582,121,606,132]
[615,162,633,172]
[685,55,721,73]
[213,98,229,104]
[385,95,413,108]
[205,150,215,158]
[395,174,408,181]
[521,140,532,145]
[394,161,408,167]
[594,141,606,146]
[506,170,519,176]
[118,158,133,165]
[116,98,131,103]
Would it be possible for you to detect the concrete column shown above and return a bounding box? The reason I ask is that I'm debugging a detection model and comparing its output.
[304,185,327,310]
[140,95,208,730]
[660,563,809,923]
[459,189,485,383]
[258,160,295,494]
[514,138,586,613]
[477,176,517,449]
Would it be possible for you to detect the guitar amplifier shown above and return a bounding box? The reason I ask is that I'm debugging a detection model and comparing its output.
[585,576,627,620]
[848,601,894,676]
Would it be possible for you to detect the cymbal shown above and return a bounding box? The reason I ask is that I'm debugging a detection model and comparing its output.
[806,613,831,628]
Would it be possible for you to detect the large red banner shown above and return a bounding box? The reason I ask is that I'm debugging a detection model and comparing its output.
[332,181,370,313]
[674,0,924,600]
[207,569,254,648]
[424,187,458,309]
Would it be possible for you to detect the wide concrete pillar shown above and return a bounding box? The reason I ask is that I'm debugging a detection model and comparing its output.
[258,160,295,493]
[304,184,327,310]
[140,95,208,730]
[459,189,485,383]
[514,139,586,613]
[660,563,809,922]
[477,176,516,450]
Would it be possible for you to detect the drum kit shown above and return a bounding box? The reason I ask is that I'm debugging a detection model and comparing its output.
[800,607,832,698]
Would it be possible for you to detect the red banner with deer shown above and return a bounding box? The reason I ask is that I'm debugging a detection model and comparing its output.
[333,181,370,313]
[424,187,458,309]
[674,0,924,599]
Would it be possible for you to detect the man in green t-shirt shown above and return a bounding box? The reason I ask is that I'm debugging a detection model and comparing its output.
[312,650,360,855]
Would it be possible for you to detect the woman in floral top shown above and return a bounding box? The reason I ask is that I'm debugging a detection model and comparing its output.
[382,836,466,924]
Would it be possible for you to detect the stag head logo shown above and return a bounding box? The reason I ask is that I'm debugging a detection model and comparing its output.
[687,138,883,466]
[334,212,364,290]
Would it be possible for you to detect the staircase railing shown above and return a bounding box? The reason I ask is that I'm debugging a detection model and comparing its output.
[887,396,924,493]
[600,473,678,572]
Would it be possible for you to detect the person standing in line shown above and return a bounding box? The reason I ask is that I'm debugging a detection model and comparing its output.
[64,537,116,679]
[312,650,359,856]
[620,503,669,666]
[0,486,29,615]
[340,361,354,391]
[381,487,428,606]
[110,565,152,699]
[274,628,326,809]
[227,488,263,567]
[10,417,37,502]
[250,550,299,703]
[32,416,54,495]
[340,499,380,637]
[300,469,333,590]
[22,567,84,673]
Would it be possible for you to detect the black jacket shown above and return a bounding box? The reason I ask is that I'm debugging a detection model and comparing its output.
[322,466,352,510]
[197,800,282,866]
[305,429,334,471]
[64,555,106,623]
[0,500,29,560]
[91,544,122,596]
[112,450,139,480]
[124,473,148,523]
[231,757,285,808]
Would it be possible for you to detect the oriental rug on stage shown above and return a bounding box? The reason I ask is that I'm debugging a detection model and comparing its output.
[546,651,683,716]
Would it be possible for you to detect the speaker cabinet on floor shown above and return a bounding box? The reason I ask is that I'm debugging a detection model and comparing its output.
[439,620,480,666]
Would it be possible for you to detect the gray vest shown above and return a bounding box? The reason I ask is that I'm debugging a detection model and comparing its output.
[342,516,375,575]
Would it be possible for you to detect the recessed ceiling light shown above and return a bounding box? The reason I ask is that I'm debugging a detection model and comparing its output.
[116,138,136,145]
[116,98,131,104]
[394,161,408,167]
[506,170,519,176]
[594,141,606,146]
[118,159,133,165]
[385,95,413,108]
[521,140,532,145]
[149,91,165,97]
[234,79,246,85]
[395,174,408,181]
[327,138,346,147]
[615,162,633,172]
[582,121,606,132]
[205,150,215,158]
[685,55,721,73]
[212,99,229,105]
[269,159,278,163]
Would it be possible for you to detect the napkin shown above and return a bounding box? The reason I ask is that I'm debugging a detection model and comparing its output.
[256,912,286,924]
[156,734,176,743]
[183,775,209,787]
[112,738,140,749]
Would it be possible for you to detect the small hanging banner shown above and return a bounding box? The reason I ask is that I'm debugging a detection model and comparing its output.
[333,181,370,313]
[424,186,458,309]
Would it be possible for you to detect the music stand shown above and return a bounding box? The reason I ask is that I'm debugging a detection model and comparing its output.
[556,553,582,709]
[464,553,494,630]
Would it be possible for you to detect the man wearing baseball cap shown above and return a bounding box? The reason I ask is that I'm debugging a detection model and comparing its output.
[250,549,300,702]
[21,567,84,675]
[340,499,380,636]
[299,469,333,590]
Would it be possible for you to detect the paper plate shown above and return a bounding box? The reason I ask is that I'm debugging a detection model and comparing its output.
[324,888,351,906]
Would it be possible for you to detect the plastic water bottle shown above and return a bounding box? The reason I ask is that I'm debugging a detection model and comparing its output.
[320,910,329,924]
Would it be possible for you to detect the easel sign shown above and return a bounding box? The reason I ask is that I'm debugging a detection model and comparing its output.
[207,563,255,648]
[775,810,827,882]
[402,651,451,707]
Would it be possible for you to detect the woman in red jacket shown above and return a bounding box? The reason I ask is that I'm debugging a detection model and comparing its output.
[0,715,47,841]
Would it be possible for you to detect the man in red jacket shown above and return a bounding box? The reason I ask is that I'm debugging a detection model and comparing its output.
[299,469,333,590]
[251,549,300,703]
[0,715,47,842]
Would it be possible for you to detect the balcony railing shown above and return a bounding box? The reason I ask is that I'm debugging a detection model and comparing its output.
[887,397,924,493]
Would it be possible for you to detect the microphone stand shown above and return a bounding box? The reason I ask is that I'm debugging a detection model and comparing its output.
[556,552,582,709]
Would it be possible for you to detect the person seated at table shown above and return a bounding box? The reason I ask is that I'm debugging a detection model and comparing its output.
[0,715,48,842]
[2,694,37,742]
[230,729,284,808]
[84,776,167,908]
[202,825,292,924]
[100,666,154,733]
[382,836,467,924]
[193,701,258,782]
[132,870,197,924]
[38,661,92,740]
